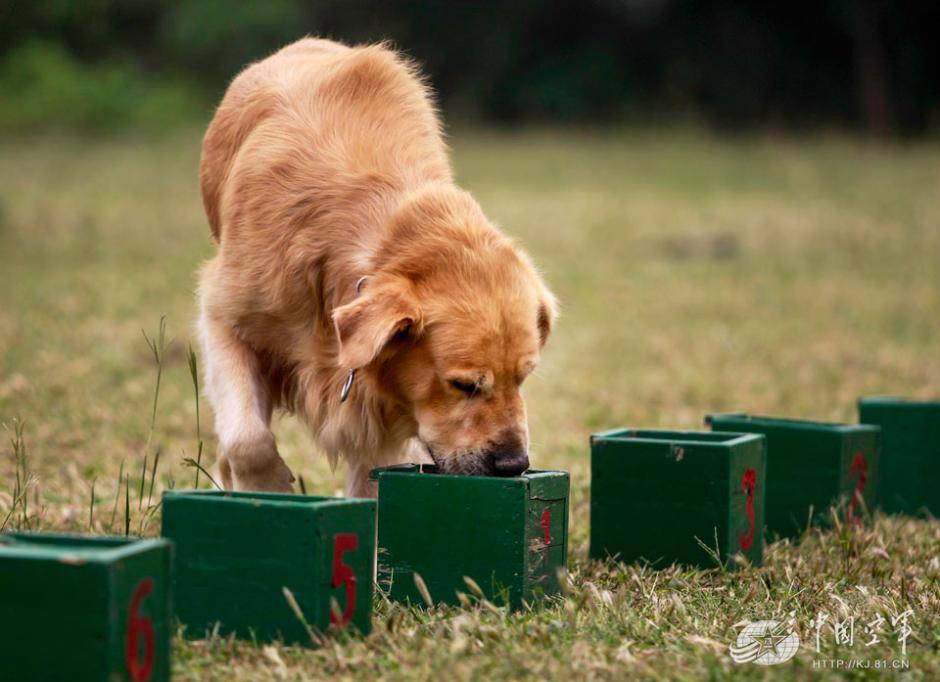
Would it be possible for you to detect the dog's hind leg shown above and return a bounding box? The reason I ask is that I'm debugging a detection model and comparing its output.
[198,283,295,493]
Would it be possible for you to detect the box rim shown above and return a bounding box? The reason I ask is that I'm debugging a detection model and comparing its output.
[162,489,375,510]
[0,532,170,563]
[705,413,880,434]
[858,395,940,409]
[591,428,763,448]
[369,463,565,483]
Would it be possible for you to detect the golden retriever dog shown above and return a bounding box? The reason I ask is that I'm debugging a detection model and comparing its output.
[197,38,556,497]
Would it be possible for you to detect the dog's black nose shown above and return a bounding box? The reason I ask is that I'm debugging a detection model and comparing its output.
[492,450,529,476]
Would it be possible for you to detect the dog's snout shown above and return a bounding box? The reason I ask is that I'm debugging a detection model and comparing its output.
[492,450,529,476]
[493,430,529,476]
[491,431,529,476]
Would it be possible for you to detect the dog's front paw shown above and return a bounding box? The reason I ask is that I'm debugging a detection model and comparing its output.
[217,432,295,493]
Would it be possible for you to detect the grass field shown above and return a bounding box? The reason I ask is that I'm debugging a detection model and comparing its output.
[1,127,938,680]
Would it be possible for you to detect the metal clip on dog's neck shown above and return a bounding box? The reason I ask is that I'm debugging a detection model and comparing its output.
[340,368,355,402]
[340,275,368,403]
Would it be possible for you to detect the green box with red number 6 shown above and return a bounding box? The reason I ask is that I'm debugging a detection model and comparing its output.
[161,490,374,645]
[0,533,172,682]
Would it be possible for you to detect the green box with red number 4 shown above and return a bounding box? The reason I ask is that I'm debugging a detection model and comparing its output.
[161,490,374,645]
[590,429,767,569]
[371,465,569,610]
[0,533,172,682]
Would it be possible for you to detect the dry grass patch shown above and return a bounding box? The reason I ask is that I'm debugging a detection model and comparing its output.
[1,128,939,679]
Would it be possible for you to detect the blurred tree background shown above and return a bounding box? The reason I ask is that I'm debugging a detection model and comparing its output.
[0,0,937,135]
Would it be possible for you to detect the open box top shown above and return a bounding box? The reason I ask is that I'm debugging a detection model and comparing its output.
[705,413,879,434]
[369,463,565,482]
[591,427,762,447]
[0,532,168,563]
[162,489,373,508]
[858,396,940,409]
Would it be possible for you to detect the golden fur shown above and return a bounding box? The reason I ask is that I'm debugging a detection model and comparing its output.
[197,38,556,496]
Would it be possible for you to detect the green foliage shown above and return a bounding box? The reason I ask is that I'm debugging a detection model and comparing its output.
[156,0,306,80]
[0,40,202,132]
[0,2,937,133]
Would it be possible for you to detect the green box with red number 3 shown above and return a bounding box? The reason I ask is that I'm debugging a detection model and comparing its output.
[706,414,880,538]
[370,465,569,610]
[590,429,767,569]
[0,533,172,682]
[161,490,374,644]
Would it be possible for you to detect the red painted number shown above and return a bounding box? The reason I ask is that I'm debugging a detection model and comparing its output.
[738,469,757,551]
[540,507,552,545]
[847,452,868,525]
[126,578,155,682]
[330,533,358,627]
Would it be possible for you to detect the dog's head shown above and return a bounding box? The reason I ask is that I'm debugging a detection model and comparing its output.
[332,189,556,476]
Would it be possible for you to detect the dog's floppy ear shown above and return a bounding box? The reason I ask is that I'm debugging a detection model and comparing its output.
[536,285,558,348]
[333,278,420,370]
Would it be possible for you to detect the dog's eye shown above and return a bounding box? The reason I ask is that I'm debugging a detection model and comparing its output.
[449,379,478,397]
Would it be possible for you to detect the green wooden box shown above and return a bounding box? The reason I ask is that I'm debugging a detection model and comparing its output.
[859,396,940,515]
[706,414,880,537]
[0,533,172,682]
[370,465,569,610]
[590,429,766,569]
[161,490,375,644]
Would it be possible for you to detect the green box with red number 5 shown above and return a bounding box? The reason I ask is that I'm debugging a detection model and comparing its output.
[590,429,767,569]
[0,533,172,682]
[161,490,374,645]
